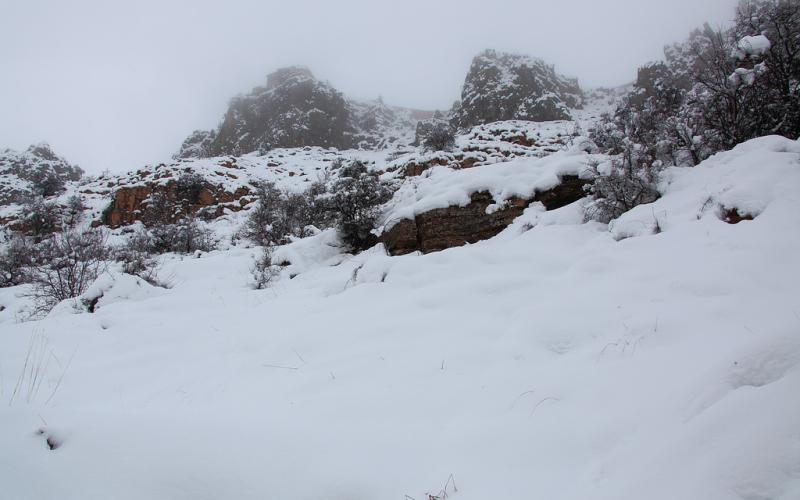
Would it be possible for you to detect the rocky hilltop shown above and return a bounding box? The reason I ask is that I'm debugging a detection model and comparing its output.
[177,66,435,158]
[1,49,592,246]
[450,49,583,129]
[177,50,582,158]
[0,143,83,204]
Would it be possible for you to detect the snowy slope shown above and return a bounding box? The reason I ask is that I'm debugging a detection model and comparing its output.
[1,136,799,500]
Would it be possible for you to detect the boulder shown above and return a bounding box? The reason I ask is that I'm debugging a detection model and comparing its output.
[382,176,588,255]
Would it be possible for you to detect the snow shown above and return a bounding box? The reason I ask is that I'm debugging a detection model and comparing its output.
[271,228,347,275]
[611,135,800,239]
[1,135,799,499]
[384,146,594,227]
[736,34,772,57]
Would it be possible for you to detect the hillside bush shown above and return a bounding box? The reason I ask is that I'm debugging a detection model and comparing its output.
[28,229,109,313]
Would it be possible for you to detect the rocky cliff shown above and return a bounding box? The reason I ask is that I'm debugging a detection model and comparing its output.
[177,67,432,158]
[450,50,583,130]
[0,143,83,204]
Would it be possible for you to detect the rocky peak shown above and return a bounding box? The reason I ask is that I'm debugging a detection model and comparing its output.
[451,49,583,130]
[266,66,315,89]
[0,143,83,204]
[350,99,435,149]
[177,66,434,158]
[177,66,356,158]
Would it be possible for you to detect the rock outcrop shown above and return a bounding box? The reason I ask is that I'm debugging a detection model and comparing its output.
[351,99,435,149]
[102,181,251,228]
[0,143,83,204]
[177,67,432,158]
[450,50,583,130]
[381,176,589,255]
[178,66,355,158]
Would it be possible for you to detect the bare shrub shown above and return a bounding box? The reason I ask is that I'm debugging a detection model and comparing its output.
[421,121,456,152]
[22,197,60,239]
[243,180,331,247]
[28,229,109,313]
[128,216,216,255]
[0,234,33,287]
[62,194,85,227]
[585,161,661,223]
[251,247,281,289]
[593,0,800,172]
[28,168,65,197]
[142,191,176,226]
[174,172,205,207]
[113,246,168,287]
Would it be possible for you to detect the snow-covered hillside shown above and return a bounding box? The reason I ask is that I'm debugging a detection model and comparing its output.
[1,135,799,500]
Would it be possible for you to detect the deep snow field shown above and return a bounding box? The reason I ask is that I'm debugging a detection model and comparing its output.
[1,136,800,500]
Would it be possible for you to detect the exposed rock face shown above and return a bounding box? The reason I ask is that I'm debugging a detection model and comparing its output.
[178,66,355,158]
[393,120,577,178]
[176,130,216,159]
[382,192,529,255]
[0,143,83,204]
[413,112,451,146]
[102,181,251,228]
[382,176,589,255]
[351,99,435,149]
[177,67,432,158]
[451,50,583,130]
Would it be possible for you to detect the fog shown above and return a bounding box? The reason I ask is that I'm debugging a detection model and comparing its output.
[0,0,738,173]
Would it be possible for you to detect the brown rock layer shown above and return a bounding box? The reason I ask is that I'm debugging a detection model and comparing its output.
[103,182,252,228]
[382,176,588,255]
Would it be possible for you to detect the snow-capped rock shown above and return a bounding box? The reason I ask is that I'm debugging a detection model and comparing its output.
[451,49,583,130]
[0,143,83,204]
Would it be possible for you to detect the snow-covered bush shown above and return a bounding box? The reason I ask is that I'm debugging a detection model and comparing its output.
[113,246,166,287]
[329,160,393,251]
[421,121,456,152]
[28,228,109,313]
[129,216,216,255]
[251,247,281,289]
[28,167,65,197]
[0,234,33,287]
[242,181,314,247]
[243,176,337,248]
[62,194,85,228]
[21,196,61,239]
[593,0,800,185]
[174,172,205,207]
[585,161,661,224]
[142,191,176,226]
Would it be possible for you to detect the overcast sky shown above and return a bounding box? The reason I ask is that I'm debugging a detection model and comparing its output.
[1,0,738,174]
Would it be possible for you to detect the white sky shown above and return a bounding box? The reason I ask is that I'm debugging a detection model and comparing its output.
[0,0,738,174]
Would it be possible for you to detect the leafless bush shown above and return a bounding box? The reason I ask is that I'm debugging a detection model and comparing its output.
[174,172,206,206]
[421,122,456,152]
[113,246,168,287]
[251,246,281,289]
[22,197,60,239]
[243,180,332,247]
[0,233,33,287]
[128,216,216,255]
[28,228,109,313]
[28,168,65,197]
[62,194,85,227]
[142,191,177,226]
[585,161,661,223]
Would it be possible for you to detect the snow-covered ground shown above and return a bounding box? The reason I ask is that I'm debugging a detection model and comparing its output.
[1,135,799,500]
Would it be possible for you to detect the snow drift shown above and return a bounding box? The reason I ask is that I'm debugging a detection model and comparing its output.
[1,136,799,500]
